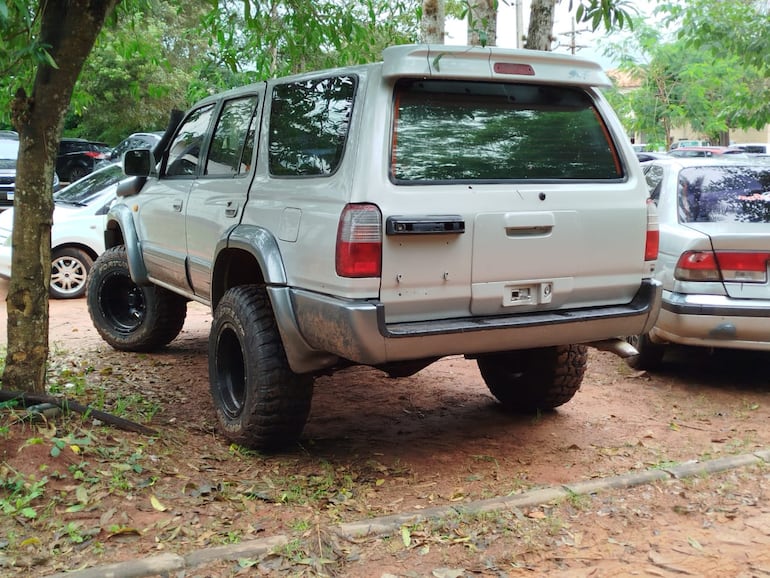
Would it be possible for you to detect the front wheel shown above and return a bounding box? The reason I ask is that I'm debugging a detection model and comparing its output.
[86,246,187,351]
[476,345,588,412]
[209,285,314,450]
[50,247,93,299]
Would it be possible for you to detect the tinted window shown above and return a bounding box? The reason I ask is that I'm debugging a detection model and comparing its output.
[268,75,355,176]
[391,80,622,182]
[678,166,770,223]
[206,96,259,177]
[166,104,216,177]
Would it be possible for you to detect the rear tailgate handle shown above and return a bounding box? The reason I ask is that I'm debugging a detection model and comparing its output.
[386,215,465,235]
[504,211,554,236]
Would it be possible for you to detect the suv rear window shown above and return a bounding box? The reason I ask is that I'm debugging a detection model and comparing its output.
[391,80,622,182]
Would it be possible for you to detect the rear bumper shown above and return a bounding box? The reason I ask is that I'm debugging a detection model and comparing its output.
[283,278,662,372]
[650,291,770,351]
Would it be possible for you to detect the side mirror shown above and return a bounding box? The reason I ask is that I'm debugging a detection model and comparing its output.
[123,149,153,177]
[116,175,147,198]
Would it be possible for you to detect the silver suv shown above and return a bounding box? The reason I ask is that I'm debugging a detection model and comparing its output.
[87,45,662,449]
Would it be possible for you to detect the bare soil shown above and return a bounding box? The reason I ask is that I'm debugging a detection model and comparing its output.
[2,279,770,577]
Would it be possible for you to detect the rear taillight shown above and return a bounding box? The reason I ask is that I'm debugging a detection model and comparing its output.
[336,204,382,278]
[84,151,106,159]
[675,251,770,283]
[645,199,659,261]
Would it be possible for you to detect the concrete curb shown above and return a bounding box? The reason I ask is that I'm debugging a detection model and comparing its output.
[46,449,770,578]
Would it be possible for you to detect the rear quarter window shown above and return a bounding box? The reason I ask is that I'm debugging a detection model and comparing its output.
[391,79,623,182]
[268,75,356,177]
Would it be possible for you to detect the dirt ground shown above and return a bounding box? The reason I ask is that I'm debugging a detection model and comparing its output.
[2,278,770,577]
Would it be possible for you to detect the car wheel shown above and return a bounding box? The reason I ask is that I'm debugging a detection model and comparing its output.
[86,245,187,351]
[624,334,665,371]
[209,285,314,450]
[476,345,587,412]
[68,166,88,182]
[50,247,93,299]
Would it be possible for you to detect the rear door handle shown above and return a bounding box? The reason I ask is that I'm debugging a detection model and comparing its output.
[172,199,183,212]
[225,201,239,218]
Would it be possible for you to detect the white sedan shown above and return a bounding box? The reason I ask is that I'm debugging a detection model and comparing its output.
[0,163,126,298]
[626,157,770,369]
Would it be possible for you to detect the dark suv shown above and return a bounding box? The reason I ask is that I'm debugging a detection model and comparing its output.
[57,138,109,183]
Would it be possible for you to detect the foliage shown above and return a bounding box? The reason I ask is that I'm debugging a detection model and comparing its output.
[604,14,769,145]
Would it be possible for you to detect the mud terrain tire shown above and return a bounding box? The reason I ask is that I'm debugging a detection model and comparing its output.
[209,285,314,450]
[477,344,588,412]
[86,246,187,351]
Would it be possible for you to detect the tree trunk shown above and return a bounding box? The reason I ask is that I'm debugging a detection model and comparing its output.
[421,0,445,43]
[4,0,120,394]
[467,0,496,47]
[525,0,557,50]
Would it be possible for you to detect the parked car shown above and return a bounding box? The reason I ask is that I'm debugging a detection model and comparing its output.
[56,137,110,183]
[625,157,770,369]
[668,146,747,158]
[670,139,710,150]
[733,143,769,155]
[105,131,163,163]
[636,151,669,163]
[0,162,127,298]
[0,136,60,210]
[87,44,661,449]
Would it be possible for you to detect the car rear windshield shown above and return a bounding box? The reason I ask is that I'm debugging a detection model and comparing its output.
[678,165,770,223]
[391,79,623,182]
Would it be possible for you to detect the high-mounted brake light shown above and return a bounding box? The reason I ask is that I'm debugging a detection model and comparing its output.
[675,251,770,283]
[493,62,535,76]
[336,204,382,278]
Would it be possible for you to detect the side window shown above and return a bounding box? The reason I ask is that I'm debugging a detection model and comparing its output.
[205,96,259,177]
[268,75,356,176]
[165,104,215,177]
[643,164,664,204]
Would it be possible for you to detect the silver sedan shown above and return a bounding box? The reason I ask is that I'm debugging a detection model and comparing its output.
[626,157,770,369]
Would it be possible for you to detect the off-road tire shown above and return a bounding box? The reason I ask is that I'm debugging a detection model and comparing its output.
[477,345,588,412]
[624,334,665,371]
[50,247,93,299]
[86,245,187,351]
[209,285,314,450]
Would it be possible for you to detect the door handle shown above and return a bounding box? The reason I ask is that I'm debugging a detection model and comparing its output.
[225,201,239,218]
[172,199,183,212]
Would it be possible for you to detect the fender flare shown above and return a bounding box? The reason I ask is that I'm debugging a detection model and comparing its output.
[221,224,288,286]
[107,203,150,285]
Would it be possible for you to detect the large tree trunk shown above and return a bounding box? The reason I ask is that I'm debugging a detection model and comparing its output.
[421,0,445,43]
[467,0,496,46]
[4,0,119,393]
[525,0,557,50]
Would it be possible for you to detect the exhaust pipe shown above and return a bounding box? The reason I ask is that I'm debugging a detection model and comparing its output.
[588,338,638,358]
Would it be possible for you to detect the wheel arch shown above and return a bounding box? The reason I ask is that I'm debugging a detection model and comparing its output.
[211,224,287,309]
[104,203,150,284]
[51,242,99,262]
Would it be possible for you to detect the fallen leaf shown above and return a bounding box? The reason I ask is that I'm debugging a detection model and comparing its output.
[150,495,168,512]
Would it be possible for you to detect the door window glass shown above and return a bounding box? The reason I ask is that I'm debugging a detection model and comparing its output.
[206,96,259,177]
[166,104,215,177]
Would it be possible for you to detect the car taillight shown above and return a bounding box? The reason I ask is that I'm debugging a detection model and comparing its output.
[675,251,770,283]
[336,204,382,278]
[84,151,106,159]
[645,199,659,261]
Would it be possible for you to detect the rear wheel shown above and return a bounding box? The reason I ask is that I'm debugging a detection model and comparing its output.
[86,246,187,351]
[477,345,587,412]
[68,165,88,182]
[50,247,92,299]
[624,334,665,371]
[209,285,314,450]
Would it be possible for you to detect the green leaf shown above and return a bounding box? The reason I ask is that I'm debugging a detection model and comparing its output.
[401,525,411,548]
